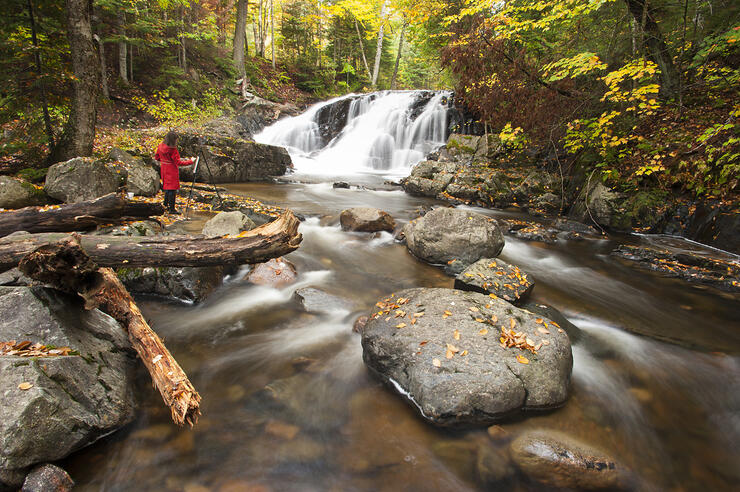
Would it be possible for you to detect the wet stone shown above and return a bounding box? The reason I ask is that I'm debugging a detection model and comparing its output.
[360,288,573,426]
[510,429,631,490]
[339,207,396,233]
[454,258,534,305]
[21,464,74,492]
[245,257,298,288]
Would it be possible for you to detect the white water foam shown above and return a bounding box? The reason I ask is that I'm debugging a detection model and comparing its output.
[255,90,451,176]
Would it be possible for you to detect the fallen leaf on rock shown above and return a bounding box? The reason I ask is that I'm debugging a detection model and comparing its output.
[469,307,479,312]
[432,358,441,367]
[510,318,516,329]
[475,318,485,322]
[535,318,544,324]
[413,312,425,317]
[419,341,428,346]
[461,350,468,356]
[18,382,33,390]
[478,328,489,335]
[453,329,460,340]
[396,323,407,329]
[537,327,550,335]
[516,354,529,364]
[558,328,565,333]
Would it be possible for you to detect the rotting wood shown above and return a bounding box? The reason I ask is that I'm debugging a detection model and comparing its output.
[0,210,302,272]
[0,193,164,238]
[18,235,201,426]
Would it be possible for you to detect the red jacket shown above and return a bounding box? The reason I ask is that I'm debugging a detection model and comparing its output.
[155,143,193,190]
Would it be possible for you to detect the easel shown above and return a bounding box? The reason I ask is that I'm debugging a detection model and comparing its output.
[184,146,224,219]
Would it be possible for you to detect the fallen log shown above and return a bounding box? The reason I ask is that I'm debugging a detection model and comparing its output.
[19,235,201,426]
[0,210,302,272]
[0,193,165,238]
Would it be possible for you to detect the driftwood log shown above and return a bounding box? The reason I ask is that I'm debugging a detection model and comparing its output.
[0,193,165,238]
[0,210,302,272]
[19,235,201,426]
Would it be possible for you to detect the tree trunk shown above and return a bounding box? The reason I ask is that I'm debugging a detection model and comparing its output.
[624,0,679,97]
[0,193,164,238]
[18,236,201,427]
[233,0,248,76]
[49,0,99,162]
[390,21,406,90]
[270,0,275,68]
[0,210,302,273]
[371,1,388,87]
[26,0,55,149]
[117,11,128,84]
[353,16,371,80]
[94,34,110,99]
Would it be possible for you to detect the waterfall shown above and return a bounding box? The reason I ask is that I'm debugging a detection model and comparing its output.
[254,90,452,175]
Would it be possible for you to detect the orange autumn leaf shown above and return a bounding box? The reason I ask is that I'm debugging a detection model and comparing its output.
[516,354,529,364]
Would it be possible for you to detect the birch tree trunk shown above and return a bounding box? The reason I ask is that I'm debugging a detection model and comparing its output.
[117,11,128,84]
[371,1,388,88]
[233,0,248,76]
[390,21,406,90]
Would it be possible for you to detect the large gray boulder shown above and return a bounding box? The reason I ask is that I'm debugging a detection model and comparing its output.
[235,94,300,137]
[110,148,159,197]
[510,430,631,490]
[0,176,49,209]
[359,288,573,425]
[340,207,396,233]
[44,158,121,203]
[403,207,505,267]
[177,131,292,183]
[0,287,136,489]
[201,211,256,237]
[570,181,624,229]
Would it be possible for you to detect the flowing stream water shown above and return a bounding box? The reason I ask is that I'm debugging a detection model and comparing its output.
[65,91,740,491]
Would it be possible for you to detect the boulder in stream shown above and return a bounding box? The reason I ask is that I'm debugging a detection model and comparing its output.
[0,287,136,489]
[21,463,74,492]
[245,257,297,288]
[403,207,504,268]
[454,258,534,304]
[359,288,572,425]
[510,429,631,490]
[339,207,396,233]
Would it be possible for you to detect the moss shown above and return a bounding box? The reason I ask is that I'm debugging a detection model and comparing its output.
[446,138,476,154]
[16,167,48,183]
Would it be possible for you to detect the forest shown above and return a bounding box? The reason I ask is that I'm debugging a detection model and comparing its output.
[0,0,738,203]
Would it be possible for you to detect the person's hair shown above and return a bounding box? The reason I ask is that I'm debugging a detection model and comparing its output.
[163,131,178,147]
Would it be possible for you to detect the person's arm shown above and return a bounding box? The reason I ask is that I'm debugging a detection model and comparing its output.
[171,148,194,167]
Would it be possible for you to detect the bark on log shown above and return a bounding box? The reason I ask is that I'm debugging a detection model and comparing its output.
[0,210,302,273]
[19,235,201,426]
[0,193,165,238]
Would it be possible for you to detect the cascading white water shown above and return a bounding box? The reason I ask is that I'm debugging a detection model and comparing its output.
[254,90,451,175]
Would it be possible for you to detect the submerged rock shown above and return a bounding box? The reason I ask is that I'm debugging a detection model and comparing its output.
[0,287,135,489]
[339,207,396,233]
[510,429,631,490]
[454,258,534,304]
[359,288,573,425]
[245,257,297,288]
[293,287,352,314]
[403,207,504,268]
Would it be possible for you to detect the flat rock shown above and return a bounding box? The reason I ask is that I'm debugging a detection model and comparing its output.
[117,266,224,303]
[359,288,573,425]
[201,211,256,237]
[339,207,396,233]
[44,157,121,203]
[510,429,631,490]
[403,207,505,267]
[245,257,297,288]
[0,176,49,209]
[454,258,534,304]
[0,287,135,489]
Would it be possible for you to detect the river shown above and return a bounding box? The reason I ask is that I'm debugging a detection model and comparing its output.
[64,92,740,491]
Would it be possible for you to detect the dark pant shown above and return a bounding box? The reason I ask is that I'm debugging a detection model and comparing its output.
[163,189,177,212]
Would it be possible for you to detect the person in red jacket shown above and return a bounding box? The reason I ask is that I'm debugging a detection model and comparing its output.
[154,131,194,214]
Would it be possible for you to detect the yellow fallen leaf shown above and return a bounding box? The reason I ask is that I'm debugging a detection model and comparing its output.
[469,307,479,312]
[460,350,469,356]
[516,354,529,364]
[479,328,489,335]
[413,312,425,317]
[432,358,441,367]
[447,343,460,353]
[510,318,516,329]
[491,314,497,322]
[475,318,485,322]
[396,323,407,329]
[443,310,452,316]
[446,348,454,359]
[453,329,460,340]
[18,382,33,390]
